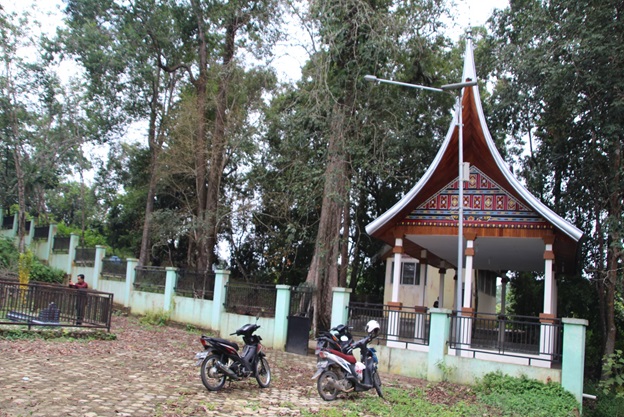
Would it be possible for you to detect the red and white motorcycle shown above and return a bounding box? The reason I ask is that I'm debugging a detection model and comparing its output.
[312,320,383,400]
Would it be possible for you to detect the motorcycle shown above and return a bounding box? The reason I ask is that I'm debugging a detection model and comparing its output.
[312,320,383,401]
[195,322,271,391]
[316,324,354,354]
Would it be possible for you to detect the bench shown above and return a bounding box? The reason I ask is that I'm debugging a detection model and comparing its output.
[7,302,61,325]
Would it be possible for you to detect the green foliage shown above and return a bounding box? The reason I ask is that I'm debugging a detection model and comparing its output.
[0,236,19,269]
[599,350,624,397]
[0,328,117,341]
[584,381,624,417]
[29,260,65,284]
[474,372,578,417]
[139,310,170,327]
[301,387,487,417]
[56,223,107,247]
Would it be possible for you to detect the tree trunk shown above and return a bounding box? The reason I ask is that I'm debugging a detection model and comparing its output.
[139,67,166,266]
[205,22,236,272]
[306,104,350,333]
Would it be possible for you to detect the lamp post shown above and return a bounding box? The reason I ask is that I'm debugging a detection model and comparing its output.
[364,74,477,316]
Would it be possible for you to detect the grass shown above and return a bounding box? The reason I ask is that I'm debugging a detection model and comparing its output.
[301,372,582,417]
[0,327,116,341]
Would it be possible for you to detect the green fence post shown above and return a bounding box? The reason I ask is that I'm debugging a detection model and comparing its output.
[273,285,291,350]
[124,258,138,308]
[330,287,352,329]
[164,267,178,312]
[92,246,106,290]
[561,318,588,411]
[427,308,451,381]
[67,234,79,274]
[212,270,230,331]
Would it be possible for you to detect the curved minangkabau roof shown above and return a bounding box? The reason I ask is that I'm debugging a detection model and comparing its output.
[366,39,582,250]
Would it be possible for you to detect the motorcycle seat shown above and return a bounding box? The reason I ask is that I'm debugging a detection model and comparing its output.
[207,337,239,351]
[328,348,356,364]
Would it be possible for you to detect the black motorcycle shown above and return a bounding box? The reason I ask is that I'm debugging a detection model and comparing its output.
[195,323,271,391]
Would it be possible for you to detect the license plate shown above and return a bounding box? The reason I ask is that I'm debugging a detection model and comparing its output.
[311,360,328,379]
[195,351,208,366]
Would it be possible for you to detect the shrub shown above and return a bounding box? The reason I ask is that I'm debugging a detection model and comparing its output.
[30,260,66,284]
[599,350,624,396]
[0,236,18,270]
[474,372,578,417]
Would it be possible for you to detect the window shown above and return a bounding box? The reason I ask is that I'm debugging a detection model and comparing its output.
[477,271,496,297]
[391,261,421,285]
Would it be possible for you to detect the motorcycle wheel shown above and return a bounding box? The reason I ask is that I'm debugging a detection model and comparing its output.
[373,369,383,398]
[200,354,227,391]
[317,370,339,401]
[255,356,271,388]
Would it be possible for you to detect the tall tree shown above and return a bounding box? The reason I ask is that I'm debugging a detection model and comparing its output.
[0,9,90,252]
[488,0,624,360]
[63,0,181,264]
[271,0,453,331]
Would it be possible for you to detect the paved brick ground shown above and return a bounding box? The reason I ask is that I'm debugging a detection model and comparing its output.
[0,315,394,417]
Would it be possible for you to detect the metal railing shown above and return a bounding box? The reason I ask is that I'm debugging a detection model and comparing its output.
[52,236,71,253]
[2,215,14,229]
[75,247,96,266]
[175,270,215,299]
[34,226,49,240]
[100,259,127,281]
[347,302,431,346]
[224,281,276,317]
[0,279,113,331]
[449,312,562,364]
[133,266,166,293]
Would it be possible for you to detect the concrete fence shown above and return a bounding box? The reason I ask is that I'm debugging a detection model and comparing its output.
[0,211,586,410]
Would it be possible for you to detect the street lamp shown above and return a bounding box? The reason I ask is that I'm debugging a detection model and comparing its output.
[364,74,477,316]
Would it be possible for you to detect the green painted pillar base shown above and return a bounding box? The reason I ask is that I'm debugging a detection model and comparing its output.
[331,287,352,329]
[124,258,138,308]
[427,308,451,381]
[561,317,588,412]
[212,270,230,331]
[273,285,291,350]
[164,267,178,312]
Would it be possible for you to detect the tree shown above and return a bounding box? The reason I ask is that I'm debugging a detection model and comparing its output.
[0,9,91,252]
[487,0,624,361]
[63,0,182,265]
[256,0,454,332]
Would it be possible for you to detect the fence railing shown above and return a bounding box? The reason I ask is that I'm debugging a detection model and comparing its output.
[100,259,127,281]
[347,302,431,346]
[75,247,96,266]
[133,266,166,293]
[0,279,113,330]
[2,215,14,229]
[224,281,276,317]
[34,226,49,240]
[448,312,562,364]
[52,236,71,253]
[175,270,215,299]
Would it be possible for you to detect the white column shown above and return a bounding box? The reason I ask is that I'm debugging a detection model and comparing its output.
[543,241,555,315]
[438,268,446,308]
[462,237,476,309]
[391,238,403,302]
[540,238,556,361]
[420,249,428,306]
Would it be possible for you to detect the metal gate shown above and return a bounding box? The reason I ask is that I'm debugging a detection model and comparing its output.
[285,284,315,355]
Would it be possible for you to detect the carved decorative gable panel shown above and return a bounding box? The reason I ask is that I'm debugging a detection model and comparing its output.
[402,166,552,230]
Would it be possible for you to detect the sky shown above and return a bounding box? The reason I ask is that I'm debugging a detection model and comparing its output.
[3,0,510,183]
[5,0,510,83]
